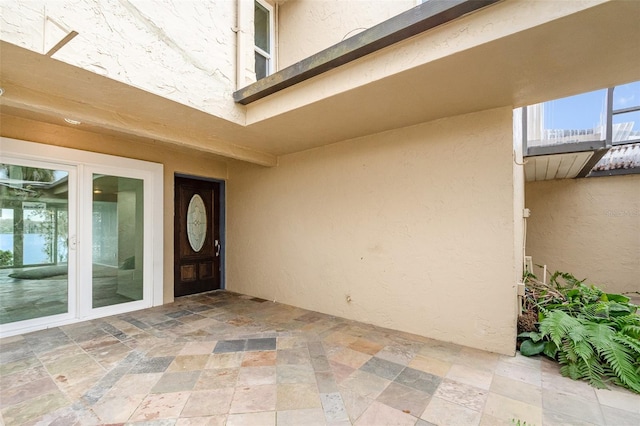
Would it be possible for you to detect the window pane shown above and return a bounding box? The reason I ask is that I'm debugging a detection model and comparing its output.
[92,174,144,308]
[0,164,69,323]
[612,110,640,142]
[613,81,640,110]
[255,2,270,53]
[527,89,607,147]
[255,52,268,80]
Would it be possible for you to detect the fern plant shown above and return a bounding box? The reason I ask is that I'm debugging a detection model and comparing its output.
[519,271,640,394]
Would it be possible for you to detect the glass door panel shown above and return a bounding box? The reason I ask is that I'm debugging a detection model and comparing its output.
[92,174,144,308]
[0,164,71,324]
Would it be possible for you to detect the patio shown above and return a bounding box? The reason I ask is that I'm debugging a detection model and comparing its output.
[0,290,638,425]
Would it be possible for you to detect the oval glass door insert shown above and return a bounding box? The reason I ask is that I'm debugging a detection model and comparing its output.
[186,194,207,252]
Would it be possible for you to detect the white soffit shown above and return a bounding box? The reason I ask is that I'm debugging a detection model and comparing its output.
[524,152,593,182]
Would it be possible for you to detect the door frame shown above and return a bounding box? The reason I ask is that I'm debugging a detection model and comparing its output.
[1,137,164,337]
[0,156,78,332]
[174,173,225,292]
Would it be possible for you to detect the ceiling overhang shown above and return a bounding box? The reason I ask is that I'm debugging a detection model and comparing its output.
[0,42,277,167]
[1,0,640,163]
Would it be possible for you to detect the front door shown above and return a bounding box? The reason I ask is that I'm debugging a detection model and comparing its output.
[174,176,221,297]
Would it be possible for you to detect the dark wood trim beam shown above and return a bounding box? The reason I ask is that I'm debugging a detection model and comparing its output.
[233,0,501,105]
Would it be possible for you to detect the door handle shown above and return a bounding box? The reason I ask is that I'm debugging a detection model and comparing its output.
[215,239,221,257]
[69,235,77,250]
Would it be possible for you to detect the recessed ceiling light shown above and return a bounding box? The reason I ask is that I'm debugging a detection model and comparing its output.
[0,87,4,96]
[64,118,81,125]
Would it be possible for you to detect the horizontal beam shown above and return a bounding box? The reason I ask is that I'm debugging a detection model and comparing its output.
[234,0,500,105]
[526,140,608,157]
[0,82,277,167]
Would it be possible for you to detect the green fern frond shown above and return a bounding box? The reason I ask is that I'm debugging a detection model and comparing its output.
[522,270,640,394]
[574,340,595,364]
[586,323,640,393]
[563,340,579,363]
[584,321,616,344]
[539,310,581,347]
[579,359,608,389]
[600,347,640,393]
[614,314,640,327]
[568,322,589,343]
[613,333,640,355]
[557,351,569,367]
[621,324,640,339]
[560,363,581,380]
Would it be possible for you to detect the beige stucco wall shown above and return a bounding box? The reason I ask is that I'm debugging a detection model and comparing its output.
[526,175,640,296]
[1,0,244,122]
[277,0,416,69]
[227,107,521,355]
[0,114,228,303]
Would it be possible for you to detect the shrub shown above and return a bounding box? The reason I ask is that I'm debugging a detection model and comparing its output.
[518,271,640,393]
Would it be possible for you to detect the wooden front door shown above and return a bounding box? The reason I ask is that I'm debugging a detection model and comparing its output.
[174,176,221,297]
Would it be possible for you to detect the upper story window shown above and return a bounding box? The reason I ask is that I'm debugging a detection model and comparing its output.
[254,0,274,80]
[519,80,640,178]
[524,81,640,149]
[612,81,640,143]
[525,89,608,148]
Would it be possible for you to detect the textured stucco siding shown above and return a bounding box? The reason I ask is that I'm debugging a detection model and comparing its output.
[278,0,416,69]
[1,0,243,122]
[227,107,520,355]
[2,0,419,122]
[526,175,640,296]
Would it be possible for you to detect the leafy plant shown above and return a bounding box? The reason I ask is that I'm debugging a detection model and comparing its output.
[518,271,640,393]
[0,249,12,267]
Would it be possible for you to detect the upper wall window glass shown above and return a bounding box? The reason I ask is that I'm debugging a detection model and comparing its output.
[612,81,640,143]
[613,81,640,110]
[255,2,269,53]
[254,0,273,80]
[526,89,607,147]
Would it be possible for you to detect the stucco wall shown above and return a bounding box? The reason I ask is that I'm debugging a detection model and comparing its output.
[227,107,520,355]
[277,0,416,68]
[0,114,228,303]
[1,0,243,122]
[526,175,640,296]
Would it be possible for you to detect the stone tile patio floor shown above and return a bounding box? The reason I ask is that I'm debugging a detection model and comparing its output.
[1,291,638,425]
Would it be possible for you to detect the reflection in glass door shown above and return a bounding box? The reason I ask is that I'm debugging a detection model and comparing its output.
[2,138,164,338]
[0,163,73,324]
[92,174,144,308]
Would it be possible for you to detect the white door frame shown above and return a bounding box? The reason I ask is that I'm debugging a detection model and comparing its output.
[0,156,78,334]
[0,137,164,337]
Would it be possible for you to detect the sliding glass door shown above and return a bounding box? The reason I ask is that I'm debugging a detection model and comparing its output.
[0,161,77,326]
[91,174,144,309]
[1,138,163,337]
